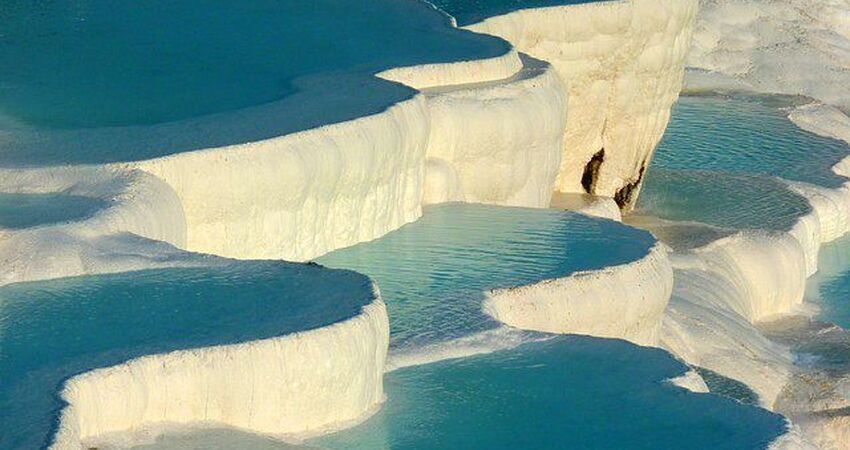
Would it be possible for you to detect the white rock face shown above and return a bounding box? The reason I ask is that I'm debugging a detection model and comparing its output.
[0,0,697,265]
[466,0,698,207]
[422,55,568,207]
[667,369,710,393]
[50,298,390,450]
[0,167,190,285]
[127,95,430,261]
[686,0,850,112]
[549,192,623,221]
[661,254,798,408]
[657,104,850,443]
[658,153,850,409]
[692,232,808,322]
[484,242,674,346]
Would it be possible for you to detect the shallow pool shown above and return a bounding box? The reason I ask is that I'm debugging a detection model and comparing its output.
[318,203,655,351]
[314,336,787,450]
[0,192,107,230]
[0,0,509,165]
[0,262,373,449]
[636,168,811,234]
[808,234,850,329]
[651,94,849,188]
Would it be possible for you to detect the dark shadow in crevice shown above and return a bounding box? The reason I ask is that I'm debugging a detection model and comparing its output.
[581,148,605,194]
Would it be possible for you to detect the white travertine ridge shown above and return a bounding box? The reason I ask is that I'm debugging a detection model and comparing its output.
[0,1,704,447]
[549,192,623,221]
[691,232,808,322]
[0,167,190,285]
[50,299,389,450]
[658,151,850,409]
[377,49,523,90]
[667,369,710,393]
[686,0,850,112]
[661,253,798,408]
[422,55,568,207]
[466,0,698,207]
[656,104,850,447]
[484,242,674,346]
[127,95,431,261]
[0,0,697,266]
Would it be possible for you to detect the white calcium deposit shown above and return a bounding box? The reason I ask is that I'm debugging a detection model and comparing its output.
[50,299,389,450]
[686,0,850,112]
[0,2,702,447]
[0,0,697,263]
[465,0,698,207]
[653,103,850,448]
[658,138,850,409]
[484,242,674,347]
[0,167,191,285]
[549,191,623,221]
[422,55,568,207]
[667,369,711,393]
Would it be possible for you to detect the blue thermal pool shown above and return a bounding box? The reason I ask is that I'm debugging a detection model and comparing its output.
[0,192,107,230]
[313,336,788,450]
[430,0,602,26]
[651,94,850,189]
[636,169,811,233]
[0,262,374,449]
[317,202,656,351]
[808,234,850,329]
[632,94,850,248]
[0,0,509,165]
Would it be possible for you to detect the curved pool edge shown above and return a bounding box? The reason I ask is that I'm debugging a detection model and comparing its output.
[484,240,673,346]
[49,296,389,449]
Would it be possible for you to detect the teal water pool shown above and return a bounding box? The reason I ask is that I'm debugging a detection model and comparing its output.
[317,203,656,351]
[0,262,374,449]
[0,192,107,230]
[808,234,850,329]
[0,0,509,165]
[429,0,602,26]
[634,94,849,246]
[314,336,787,449]
[651,94,849,189]
[634,168,811,234]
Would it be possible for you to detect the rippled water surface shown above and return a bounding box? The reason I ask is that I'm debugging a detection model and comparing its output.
[652,94,849,188]
[635,94,848,249]
[314,337,788,449]
[636,168,811,234]
[318,203,655,350]
[0,263,373,449]
[0,192,107,229]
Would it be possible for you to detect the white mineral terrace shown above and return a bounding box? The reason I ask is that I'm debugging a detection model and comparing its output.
[0,0,701,447]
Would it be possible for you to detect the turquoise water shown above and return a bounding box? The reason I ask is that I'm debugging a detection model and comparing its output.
[314,336,787,449]
[652,94,849,188]
[638,93,850,406]
[695,367,760,406]
[809,234,850,329]
[0,262,373,449]
[318,203,655,350]
[0,0,509,165]
[635,168,811,234]
[643,93,850,309]
[635,94,848,247]
[0,193,107,229]
[430,0,601,26]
